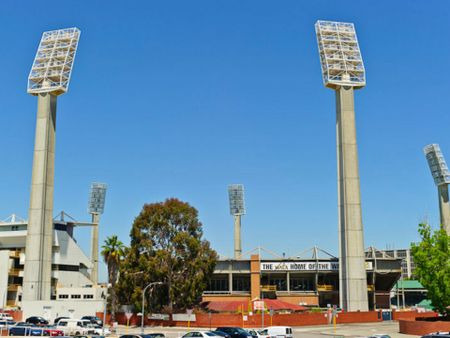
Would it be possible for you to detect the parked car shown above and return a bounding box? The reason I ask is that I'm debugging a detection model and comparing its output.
[81,316,103,327]
[26,316,49,326]
[265,327,293,338]
[43,326,65,336]
[422,334,450,338]
[216,327,256,338]
[214,331,231,338]
[9,322,44,336]
[119,335,166,338]
[182,332,224,338]
[0,313,14,322]
[54,317,70,325]
[56,319,94,335]
[246,329,272,338]
[0,320,15,328]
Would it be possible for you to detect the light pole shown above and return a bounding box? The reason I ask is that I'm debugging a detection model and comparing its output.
[102,283,111,336]
[141,282,163,334]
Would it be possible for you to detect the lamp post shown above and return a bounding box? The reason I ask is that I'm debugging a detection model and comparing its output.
[102,283,111,336]
[141,282,163,334]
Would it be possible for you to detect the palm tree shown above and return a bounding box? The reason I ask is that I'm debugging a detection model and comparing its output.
[101,235,125,322]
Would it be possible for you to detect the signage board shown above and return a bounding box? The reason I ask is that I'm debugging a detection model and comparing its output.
[260,261,373,271]
[253,301,265,311]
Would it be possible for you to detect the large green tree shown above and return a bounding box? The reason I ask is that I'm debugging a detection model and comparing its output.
[101,235,126,322]
[411,223,450,315]
[117,198,217,313]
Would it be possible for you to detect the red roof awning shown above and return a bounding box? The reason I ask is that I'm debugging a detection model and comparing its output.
[206,299,306,312]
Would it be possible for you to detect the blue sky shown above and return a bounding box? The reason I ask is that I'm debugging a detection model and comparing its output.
[1,1,449,281]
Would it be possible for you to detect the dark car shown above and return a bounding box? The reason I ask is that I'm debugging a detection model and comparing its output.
[214,332,231,338]
[26,316,49,326]
[81,316,103,327]
[54,316,70,325]
[422,334,450,338]
[9,322,44,336]
[216,327,256,338]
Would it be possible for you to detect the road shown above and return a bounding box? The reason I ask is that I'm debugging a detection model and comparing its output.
[113,321,418,338]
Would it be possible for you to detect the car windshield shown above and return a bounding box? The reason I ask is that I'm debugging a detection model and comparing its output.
[206,333,217,337]
[258,330,268,335]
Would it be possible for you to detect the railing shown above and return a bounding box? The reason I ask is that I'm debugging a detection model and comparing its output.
[8,268,21,276]
[9,250,20,258]
[7,284,20,292]
[6,300,16,306]
[317,284,334,291]
[261,285,277,292]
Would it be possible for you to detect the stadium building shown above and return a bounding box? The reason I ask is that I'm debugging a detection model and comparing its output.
[0,213,104,311]
[202,247,402,311]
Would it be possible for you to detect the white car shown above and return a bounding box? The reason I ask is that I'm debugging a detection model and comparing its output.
[247,329,273,338]
[0,313,13,322]
[92,326,111,336]
[182,332,224,338]
[265,327,293,338]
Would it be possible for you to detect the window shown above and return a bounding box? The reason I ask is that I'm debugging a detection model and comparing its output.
[58,295,69,299]
[71,294,81,299]
[232,276,250,292]
[83,294,94,299]
[290,277,314,291]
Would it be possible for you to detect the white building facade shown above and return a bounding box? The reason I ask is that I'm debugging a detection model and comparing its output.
[0,214,104,313]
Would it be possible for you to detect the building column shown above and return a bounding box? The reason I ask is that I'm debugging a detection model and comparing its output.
[286,272,290,293]
[336,87,368,312]
[90,213,100,285]
[234,215,242,259]
[23,93,57,301]
[229,272,233,294]
[250,254,261,299]
[438,184,450,234]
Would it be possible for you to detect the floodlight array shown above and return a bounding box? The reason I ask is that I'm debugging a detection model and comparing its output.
[315,20,365,89]
[28,27,80,95]
[424,144,450,186]
[228,184,245,216]
[88,182,108,215]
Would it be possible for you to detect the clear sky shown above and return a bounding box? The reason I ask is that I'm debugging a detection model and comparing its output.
[1,1,450,282]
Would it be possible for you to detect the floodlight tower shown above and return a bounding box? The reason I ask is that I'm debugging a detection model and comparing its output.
[315,20,368,311]
[228,184,246,259]
[22,28,81,301]
[88,183,108,284]
[424,144,450,234]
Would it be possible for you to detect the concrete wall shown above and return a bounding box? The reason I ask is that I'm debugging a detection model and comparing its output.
[0,251,10,308]
[99,311,383,327]
[399,318,449,335]
[22,300,104,322]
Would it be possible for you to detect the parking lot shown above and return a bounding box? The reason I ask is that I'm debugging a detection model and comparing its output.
[111,321,417,338]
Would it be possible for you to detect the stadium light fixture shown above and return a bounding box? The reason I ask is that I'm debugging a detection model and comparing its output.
[315,20,369,312]
[28,27,81,95]
[23,27,81,301]
[228,184,246,216]
[315,20,365,89]
[228,184,245,259]
[88,182,108,215]
[423,144,450,186]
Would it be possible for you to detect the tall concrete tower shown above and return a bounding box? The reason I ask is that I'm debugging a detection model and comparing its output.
[424,144,450,234]
[88,182,108,284]
[315,20,369,311]
[228,184,245,259]
[22,28,81,301]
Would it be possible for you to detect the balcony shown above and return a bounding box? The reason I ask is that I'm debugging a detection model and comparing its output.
[317,284,334,291]
[6,300,16,307]
[260,285,277,292]
[7,284,20,292]
[8,268,21,277]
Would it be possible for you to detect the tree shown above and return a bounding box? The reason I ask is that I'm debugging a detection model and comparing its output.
[411,223,450,315]
[117,198,217,313]
[101,235,126,322]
